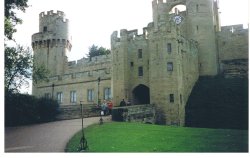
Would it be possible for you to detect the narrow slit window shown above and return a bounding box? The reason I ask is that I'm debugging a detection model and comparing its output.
[130,62,134,67]
[43,26,47,32]
[138,66,143,76]
[180,94,182,104]
[138,49,142,58]
[167,43,172,53]
[167,62,173,71]
[170,94,174,103]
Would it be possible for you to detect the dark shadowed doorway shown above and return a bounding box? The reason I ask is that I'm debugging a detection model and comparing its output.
[132,84,150,105]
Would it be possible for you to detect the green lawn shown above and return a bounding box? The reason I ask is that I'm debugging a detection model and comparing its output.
[65,122,248,152]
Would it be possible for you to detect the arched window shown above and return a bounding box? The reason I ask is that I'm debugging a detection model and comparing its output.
[169,4,187,15]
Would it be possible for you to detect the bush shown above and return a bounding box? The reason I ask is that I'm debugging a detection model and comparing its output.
[5,92,59,126]
[36,97,59,122]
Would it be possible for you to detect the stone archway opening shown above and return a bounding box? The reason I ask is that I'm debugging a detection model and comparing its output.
[169,4,187,15]
[132,84,150,105]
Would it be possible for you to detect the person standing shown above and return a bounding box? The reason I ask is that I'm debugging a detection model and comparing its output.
[101,100,108,115]
[107,100,113,115]
[119,99,126,107]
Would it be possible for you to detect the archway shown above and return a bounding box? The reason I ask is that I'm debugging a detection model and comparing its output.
[169,4,187,14]
[132,84,150,105]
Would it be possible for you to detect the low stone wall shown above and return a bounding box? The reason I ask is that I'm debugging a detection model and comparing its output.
[112,104,155,124]
[220,59,248,78]
[56,105,101,120]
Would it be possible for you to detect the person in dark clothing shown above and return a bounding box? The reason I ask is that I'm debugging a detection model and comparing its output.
[119,99,126,107]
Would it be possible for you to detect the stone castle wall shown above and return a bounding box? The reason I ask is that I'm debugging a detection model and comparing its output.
[34,54,112,106]
[32,1,248,125]
[218,24,248,61]
[218,24,248,78]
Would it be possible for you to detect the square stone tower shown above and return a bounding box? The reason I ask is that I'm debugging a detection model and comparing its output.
[111,0,220,125]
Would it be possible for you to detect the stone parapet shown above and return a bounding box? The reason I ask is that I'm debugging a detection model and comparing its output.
[112,104,155,124]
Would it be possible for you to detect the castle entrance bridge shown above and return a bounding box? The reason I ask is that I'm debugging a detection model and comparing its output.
[112,104,155,124]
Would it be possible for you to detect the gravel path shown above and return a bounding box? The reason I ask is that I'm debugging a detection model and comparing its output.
[5,116,111,152]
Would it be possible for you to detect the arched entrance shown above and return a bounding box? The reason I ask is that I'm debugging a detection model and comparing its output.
[132,84,150,105]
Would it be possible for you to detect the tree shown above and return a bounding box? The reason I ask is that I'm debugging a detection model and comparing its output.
[87,44,111,58]
[32,64,50,85]
[4,0,49,93]
[88,44,99,58]
[5,45,32,93]
[4,0,30,93]
[5,0,29,40]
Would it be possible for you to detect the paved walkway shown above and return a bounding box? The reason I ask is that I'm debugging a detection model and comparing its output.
[5,116,111,152]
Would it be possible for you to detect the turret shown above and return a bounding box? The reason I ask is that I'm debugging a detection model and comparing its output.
[32,10,72,77]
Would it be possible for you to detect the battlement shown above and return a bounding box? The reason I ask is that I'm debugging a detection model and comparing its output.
[153,0,185,6]
[153,0,167,4]
[39,10,68,23]
[111,27,150,43]
[221,24,248,33]
[40,10,65,18]
[68,54,111,68]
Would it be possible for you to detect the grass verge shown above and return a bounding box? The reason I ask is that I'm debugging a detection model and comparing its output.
[65,122,248,152]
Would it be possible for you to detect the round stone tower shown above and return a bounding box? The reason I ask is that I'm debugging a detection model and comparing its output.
[32,10,72,77]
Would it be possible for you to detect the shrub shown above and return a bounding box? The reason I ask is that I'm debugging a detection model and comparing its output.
[36,97,59,122]
[5,92,59,126]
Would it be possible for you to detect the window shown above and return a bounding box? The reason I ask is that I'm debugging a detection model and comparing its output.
[180,94,183,104]
[87,89,94,102]
[196,4,199,12]
[88,71,93,76]
[138,49,142,58]
[130,62,134,67]
[43,26,47,32]
[70,91,77,103]
[170,94,174,103]
[156,44,159,53]
[57,92,63,103]
[167,43,172,53]
[45,93,51,99]
[138,66,143,76]
[167,62,173,71]
[104,88,111,100]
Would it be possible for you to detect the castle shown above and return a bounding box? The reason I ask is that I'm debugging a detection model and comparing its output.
[32,0,248,125]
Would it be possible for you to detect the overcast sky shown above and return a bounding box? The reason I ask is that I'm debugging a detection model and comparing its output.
[13,0,249,61]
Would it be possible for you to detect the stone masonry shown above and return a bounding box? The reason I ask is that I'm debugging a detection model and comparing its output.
[32,0,248,126]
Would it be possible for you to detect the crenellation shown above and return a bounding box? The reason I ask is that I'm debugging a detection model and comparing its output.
[221,24,247,33]
[39,10,67,20]
[114,28,149,42]
[120,29,128,38]
[68,54,111,69]
[68,61,76,66]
